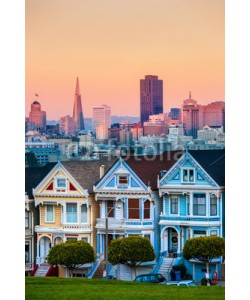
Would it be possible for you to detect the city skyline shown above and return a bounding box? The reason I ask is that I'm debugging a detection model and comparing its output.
[26,0,224,120]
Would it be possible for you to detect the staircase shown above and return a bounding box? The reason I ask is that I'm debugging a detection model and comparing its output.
[158,257,176,280]
[92,261,105,278]
[34,264,50,277]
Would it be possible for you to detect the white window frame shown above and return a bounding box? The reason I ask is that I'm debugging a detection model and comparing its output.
[210,195,218,216]
[143,200,151,220]
[55,177,67,190]
[66,203,78,223]
[45,204,55,223]
[169,196,179,215]
[210,229,218,236]
[181,168,195,183]
[118,175,129,185]
[193,194,206,216]
[81,237,89,243]
[80,204,88,223]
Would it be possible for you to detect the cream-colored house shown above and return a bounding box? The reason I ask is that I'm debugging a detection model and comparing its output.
[33,159,116,276]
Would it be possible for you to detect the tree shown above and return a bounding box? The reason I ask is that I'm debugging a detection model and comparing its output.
[47,240,95,277]
[182,236,225,276]
[108,236,155,279]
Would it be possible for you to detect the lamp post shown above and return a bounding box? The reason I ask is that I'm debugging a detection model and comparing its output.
[105,203,121,279]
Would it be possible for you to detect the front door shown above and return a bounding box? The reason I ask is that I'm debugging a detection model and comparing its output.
[39,237,51,263]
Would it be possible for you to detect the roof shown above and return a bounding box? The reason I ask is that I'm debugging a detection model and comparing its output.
[62,158,117,193]
[189,149,225,186]
[124,151,184,190]
[25,163,57,198]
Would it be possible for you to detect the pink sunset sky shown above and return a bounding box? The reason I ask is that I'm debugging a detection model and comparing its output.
[25,0,224,120]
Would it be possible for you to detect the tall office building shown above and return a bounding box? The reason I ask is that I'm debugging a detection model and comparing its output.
[28,101,46,133]
[140,75,163,124]
[73,77,85,133]
[92,105,111,132]
[60,115,74,135]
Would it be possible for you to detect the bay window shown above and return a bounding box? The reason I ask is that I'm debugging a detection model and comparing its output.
[46,205,54,222]
[143,200,150,219]
[170,197,178,214]
[81,204,88,223]
[210,195,217,216]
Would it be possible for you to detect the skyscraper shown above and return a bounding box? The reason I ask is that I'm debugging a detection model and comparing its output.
[73,77,85,133]
[140,75,163,124]
[92,105,111,132]
[28,100,46,133]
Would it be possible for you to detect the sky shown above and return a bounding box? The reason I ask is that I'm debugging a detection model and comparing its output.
[26,0,224,120]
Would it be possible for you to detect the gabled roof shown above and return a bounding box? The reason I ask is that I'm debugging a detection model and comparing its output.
[123,151,184,190]
[189,149,225,186]
[62,158,117,193]
[25,163,57,198]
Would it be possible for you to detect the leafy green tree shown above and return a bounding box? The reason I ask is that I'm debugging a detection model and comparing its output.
[108,236,155,279]
[47,240,95,277]
[182,236,225,276]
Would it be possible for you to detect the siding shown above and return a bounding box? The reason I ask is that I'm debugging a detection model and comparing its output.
[40,205,62,228]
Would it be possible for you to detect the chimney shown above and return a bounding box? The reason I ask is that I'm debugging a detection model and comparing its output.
[100,165,105,178]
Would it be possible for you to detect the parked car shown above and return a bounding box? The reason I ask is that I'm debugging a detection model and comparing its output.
[160,280,197,286]
[134,273,166,283]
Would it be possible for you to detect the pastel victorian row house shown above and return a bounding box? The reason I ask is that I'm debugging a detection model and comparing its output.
[28,158,115,277]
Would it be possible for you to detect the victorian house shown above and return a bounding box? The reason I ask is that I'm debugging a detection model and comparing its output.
[32,158,115,277]
[157,149,225,281]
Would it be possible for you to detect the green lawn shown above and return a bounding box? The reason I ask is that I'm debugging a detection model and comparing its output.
[26,277,225,300]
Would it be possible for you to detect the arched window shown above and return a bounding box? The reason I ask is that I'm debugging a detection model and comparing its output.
[144,200,150,219]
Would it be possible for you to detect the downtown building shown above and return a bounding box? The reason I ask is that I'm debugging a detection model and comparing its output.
[140,75,163,124]
[92,105,111,133]
[28,101,47,133]
[73,77,85,133]
[182,92,225,138]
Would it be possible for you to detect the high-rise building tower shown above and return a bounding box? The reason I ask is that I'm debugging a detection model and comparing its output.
[73,77,85,133]
[28,100,46,133]
[140,75,163,124]
[92,105,111,132]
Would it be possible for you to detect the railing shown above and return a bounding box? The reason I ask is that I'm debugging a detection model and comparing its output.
[46,265,58,277]
[63,224,91,230]
[151,256,163,274]
[160,216,220,222]
[31,264,38,276]
[125,220,153,226]
[96,218,125,228]
[25,263,34,271]
[85,260,100,278]
[166,258,176,281]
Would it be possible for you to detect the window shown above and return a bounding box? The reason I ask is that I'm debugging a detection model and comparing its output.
[193,194,206,215]
[25,211,29,228]
[144,234,151,241]
[66,203,77,223]
[193,230,206,238]
[128,199,140,219]
[170,197,178,214]
[81,237,88,243]
[107,201,114,217]
[25,243,30,263]
[66,237,77,241]
[118,176,128,185]
[57,178,66,188]
[210,195,217,216]
[182,169,195,182]
[46,205,54,222]
[183,169,188,181]
[210,230,218,236]
[81,204,88,223]
[187,196,190,215]
[143,200,150,219]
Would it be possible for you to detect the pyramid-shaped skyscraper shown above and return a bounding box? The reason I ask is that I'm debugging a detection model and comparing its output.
[73,77,85,133]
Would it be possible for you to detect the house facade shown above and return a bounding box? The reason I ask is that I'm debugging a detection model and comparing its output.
[32,159,115,277]
[158,149,225,281]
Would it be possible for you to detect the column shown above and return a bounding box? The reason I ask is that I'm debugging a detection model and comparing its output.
[206,192,209,217]
[177,229,181,256]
